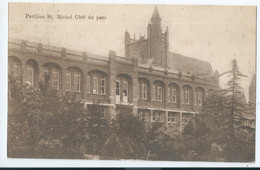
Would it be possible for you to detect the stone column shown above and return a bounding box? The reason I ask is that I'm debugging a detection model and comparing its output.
[132,57,139,115]
[150,81,153,105]
[61,68,67,96]
[108,51,117,120]
[132,76,139,115]
[192,87,196,110]
[179,86,183,108]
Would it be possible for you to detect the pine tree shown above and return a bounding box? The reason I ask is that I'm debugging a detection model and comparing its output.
[225,59,247,137]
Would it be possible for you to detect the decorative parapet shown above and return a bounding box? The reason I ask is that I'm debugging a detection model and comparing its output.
[8,39,109,66]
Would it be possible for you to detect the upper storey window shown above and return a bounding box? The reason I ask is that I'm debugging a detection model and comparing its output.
[87,71,107,96]
[116,74,132,104]
[139,81,148,100]
[52,68,60,90]
[93,76,98,94]
[65,71,72,91]
[168,84,178,103]
[65,67,82,93]
[74,71,81,92]
[153,81,164,102]
[25,64,35,87]
[183,85,192,105]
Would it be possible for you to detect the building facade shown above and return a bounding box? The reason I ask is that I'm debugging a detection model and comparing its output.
[8,7,219,131]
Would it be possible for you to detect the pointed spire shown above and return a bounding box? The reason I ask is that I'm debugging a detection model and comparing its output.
[151,6,160,19]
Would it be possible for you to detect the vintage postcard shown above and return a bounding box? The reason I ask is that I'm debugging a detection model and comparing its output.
[7,3,256,162]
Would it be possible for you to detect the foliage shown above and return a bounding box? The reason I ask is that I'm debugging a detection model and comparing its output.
[8,75,87,159]
[85,104,110,155]
[101,108,146,159]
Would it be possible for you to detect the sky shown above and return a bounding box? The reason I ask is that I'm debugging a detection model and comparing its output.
[8,3,256,101]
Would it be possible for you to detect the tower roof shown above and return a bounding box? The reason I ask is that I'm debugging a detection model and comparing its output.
[151,6,160,19]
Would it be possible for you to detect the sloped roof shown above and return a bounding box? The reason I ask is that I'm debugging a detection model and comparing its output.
[167,52,214,76]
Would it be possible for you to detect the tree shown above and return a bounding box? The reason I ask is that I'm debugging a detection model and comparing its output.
[85,104,110,155]
[8,74,87,159]
[180,115,211,161]
[101,108,146,159]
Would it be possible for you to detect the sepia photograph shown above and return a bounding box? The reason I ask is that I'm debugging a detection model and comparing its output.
[7,3,256,162]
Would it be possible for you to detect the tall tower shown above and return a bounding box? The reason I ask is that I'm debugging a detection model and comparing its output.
[124,6,168,67]
[147,6,168,67]
[125,30,130,58]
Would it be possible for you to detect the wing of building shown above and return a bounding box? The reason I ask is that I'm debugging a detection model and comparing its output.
[8,7,219,131]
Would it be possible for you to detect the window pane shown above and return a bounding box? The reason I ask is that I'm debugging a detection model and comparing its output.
[52,68,59,90]
[65,71,71,91]
[101,77,105,94]
[123,81,128,96]
[13,63,20,76]
[153,85,156,101]
[74,72,80,92]
[142,82,147,100]
[172,88,176,103]
[116,81,120,95]
[167,87,170,102]
[158,85,162,101]
[25,65,34,86]
[93,76,98,94]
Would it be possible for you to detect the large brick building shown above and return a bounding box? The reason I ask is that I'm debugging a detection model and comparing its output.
[8,7,219,131]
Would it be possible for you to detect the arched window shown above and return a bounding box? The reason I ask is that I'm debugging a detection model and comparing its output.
[13,62,20,77]
[158,84,162,101]
[87,71,107,96]
[9,57,21,78]
[183,85,192,105]
[100,76,106,95]
[93,76,98,94]
[139,80,148,100]
[116,74,132,103]
[25,64,34,86]
[52,67,60,90]
[74,71,81,92]
[196,87,205,106]
[168,84,178,103]
[65,70,72,91]
[153,81,164,102]
[41,66,49,81]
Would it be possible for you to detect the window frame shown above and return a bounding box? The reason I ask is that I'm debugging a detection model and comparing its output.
[185,90,190,104]
[197,92,202,106]
[152,112,156,122]
[13,62,20,77]
[153,85,156,101]
[116,79,120,96]
[65,71,72,91]
[52,68,60,90]
[141,82,147,100]
[158,84,162,101]
[93,76,99,94]
[100,76,106,95]
[172,87,176,103]
[25,65,34,86]
[74,71,81,92]
[167,87,171,102]
[123,80,128,97]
